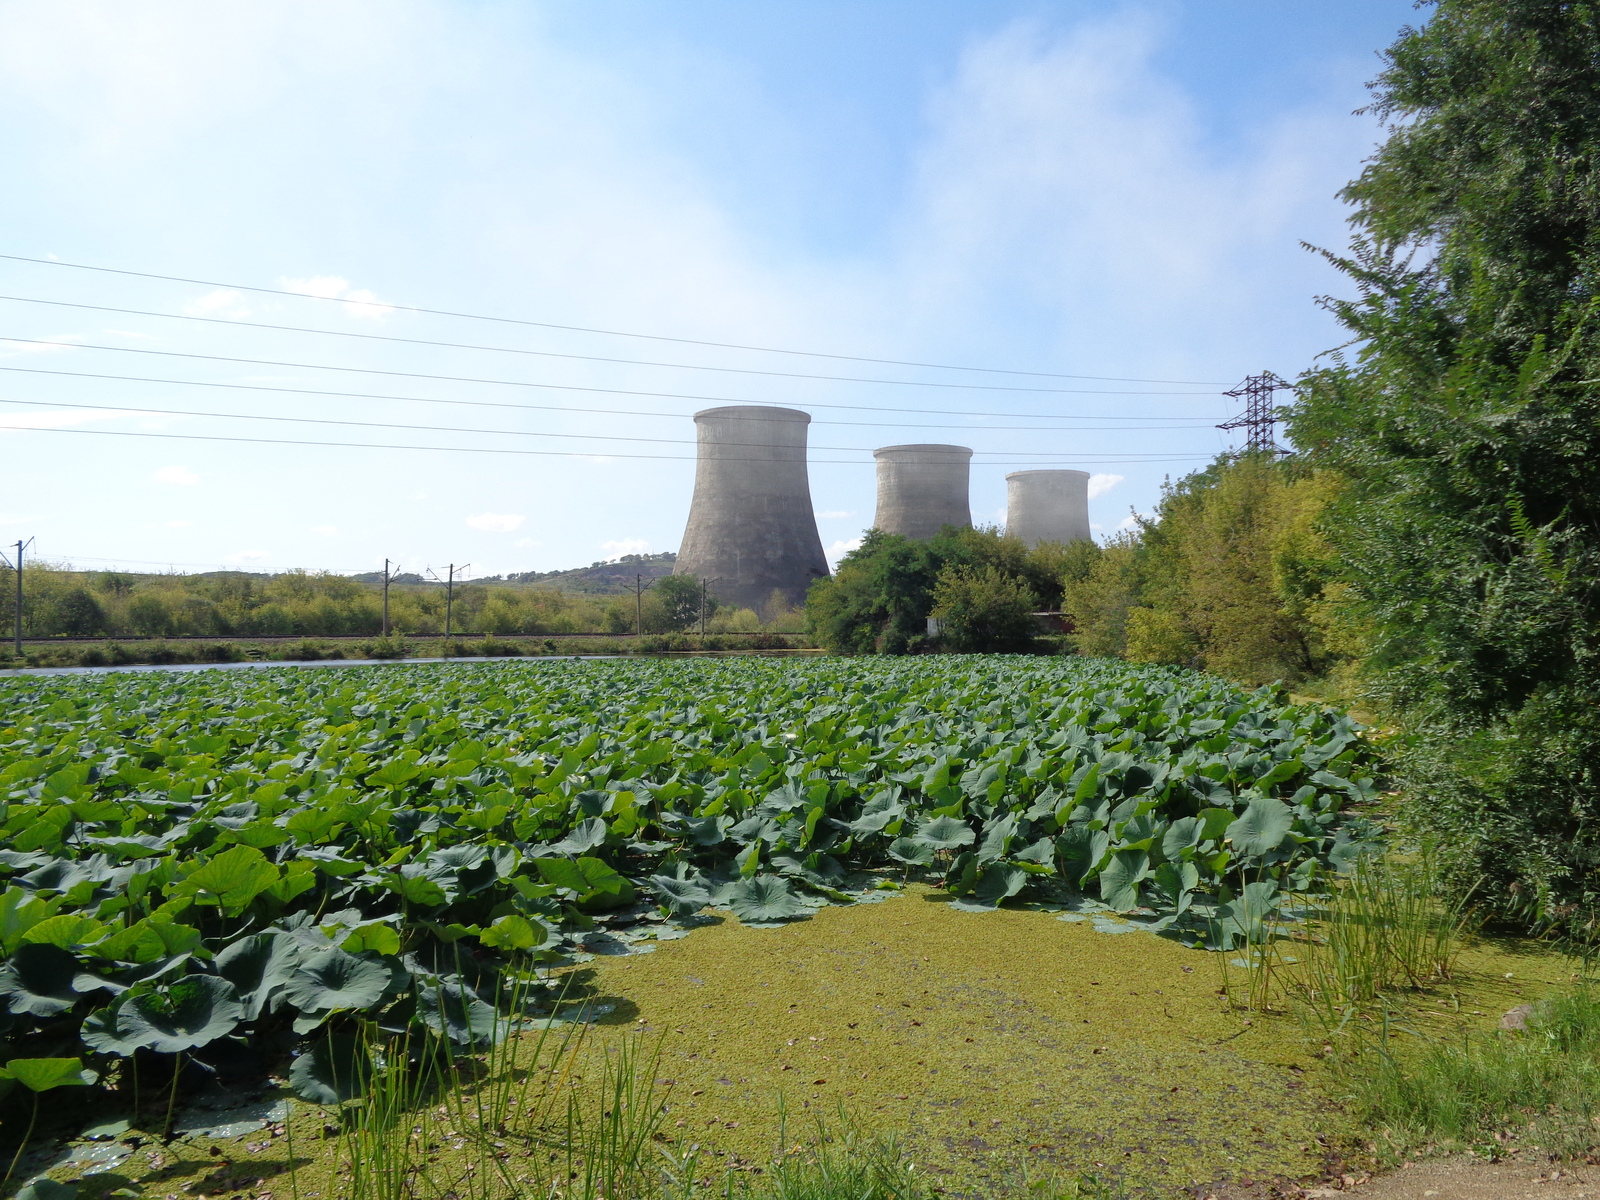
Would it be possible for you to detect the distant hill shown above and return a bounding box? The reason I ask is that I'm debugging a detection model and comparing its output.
[342,554,677,595]
[497,552,678,596]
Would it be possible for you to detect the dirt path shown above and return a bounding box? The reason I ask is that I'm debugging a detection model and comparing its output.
[1298,1158,1597,1200]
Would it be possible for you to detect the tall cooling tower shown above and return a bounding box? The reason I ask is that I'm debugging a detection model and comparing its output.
[1006,469,1092,547]
[675,406,829,613]
[872,444,972,539]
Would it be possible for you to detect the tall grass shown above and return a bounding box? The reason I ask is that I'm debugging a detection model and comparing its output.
[1288,853,1476,1035]
[1335,988,1600,1161]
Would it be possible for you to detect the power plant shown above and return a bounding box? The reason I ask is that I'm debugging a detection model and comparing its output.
[1005,469,1092,547]
[872,444,972,539]
[674,405,830,614]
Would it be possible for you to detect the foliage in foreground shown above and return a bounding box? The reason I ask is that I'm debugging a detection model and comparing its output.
[1285,0,1600,934]
[0,658,1375,1109]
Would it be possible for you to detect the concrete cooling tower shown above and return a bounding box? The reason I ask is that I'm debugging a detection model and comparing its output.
[675,405,829,614]
[1005,469,1092,547]
[872,445,973,540]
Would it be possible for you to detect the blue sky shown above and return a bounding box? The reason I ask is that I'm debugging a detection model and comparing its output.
[0,0,1419,579]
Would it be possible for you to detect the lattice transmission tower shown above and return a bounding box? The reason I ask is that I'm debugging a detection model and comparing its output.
[1217,371,1292,453]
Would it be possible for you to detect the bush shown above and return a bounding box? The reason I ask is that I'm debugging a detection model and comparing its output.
[929,564,1037,653]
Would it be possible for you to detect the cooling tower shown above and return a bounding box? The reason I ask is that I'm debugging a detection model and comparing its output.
[872,444,972,539]
[1005,469,1092,547]
[675,406,829,614]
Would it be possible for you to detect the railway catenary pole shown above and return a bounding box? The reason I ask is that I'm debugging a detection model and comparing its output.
[382,558,393,637]
[633,572,645,641]
[4,538,31,655]
[428,563,468,638]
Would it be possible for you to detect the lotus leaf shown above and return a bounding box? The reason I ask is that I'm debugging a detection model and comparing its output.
[289,1034,371,1103]
[80,975,243,1055]
[0,1057,93,1091]
[182,845,280,912]
[0,943,81,1017]
[914,816,975,851]
[1099,850,1150,912]
[418,980,506,1046]
[284,948,401,1017]
[726,875,809,924]
[1226,797,1294,856]
[649,875,713,917]
[215,930,305,1021]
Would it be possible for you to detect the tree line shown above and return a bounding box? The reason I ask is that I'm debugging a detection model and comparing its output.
[2,567,796,639]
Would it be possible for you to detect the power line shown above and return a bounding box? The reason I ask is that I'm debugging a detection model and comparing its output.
[0,338,1224,419]
[0,253,1225,386]
[7,423,1214,466]
[0,293,1224,397]
[0,396,1209,457]
[0,365,1220,428]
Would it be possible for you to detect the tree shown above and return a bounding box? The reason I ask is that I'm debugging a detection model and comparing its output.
[653,575,716,632]
[57,589,106,636]
[1286,0,1600,931]
[804,527,1063,655]
[929,564,1038,653]
[805,531,938,655]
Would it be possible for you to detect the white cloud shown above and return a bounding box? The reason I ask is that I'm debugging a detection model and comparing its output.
[165,520,194,529]
[826,537,863,566]
[224,550,269,563]
[280,275,352,300]
[512,537,542,548]
[279,275,394,319]
[152,465,200,485]
[0,334,83,358]
[310,524,338,537]
[601,538,649,558]
[184,288,251,319]
[466,512,525,533]
[815,510,853,520]
[0,408,139,435]
[1087,473,1124,499]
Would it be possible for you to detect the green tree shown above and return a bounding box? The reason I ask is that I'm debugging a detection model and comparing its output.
[56,589,106,636]
[929,564,1038,653]
[1287,0,1600,929]
[806,531,938,655]
[652,575,717,631]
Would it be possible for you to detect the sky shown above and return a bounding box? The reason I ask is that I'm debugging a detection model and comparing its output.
[0,0,1422,580]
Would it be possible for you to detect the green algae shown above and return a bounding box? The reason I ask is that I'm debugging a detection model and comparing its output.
[29,893,1580,1200]
[582,888,1337,1196]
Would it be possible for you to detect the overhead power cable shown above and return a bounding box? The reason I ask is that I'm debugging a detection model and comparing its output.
[0,253,1224,386]
[10,423,1213,466]
[0,396,1214,447]
[0,395,1203,454]
[0,294,1220,397]
[0,338,1223,420]
[0,366,1219,428]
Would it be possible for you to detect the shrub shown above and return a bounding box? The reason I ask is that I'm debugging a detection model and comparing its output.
[929,564,1037,654]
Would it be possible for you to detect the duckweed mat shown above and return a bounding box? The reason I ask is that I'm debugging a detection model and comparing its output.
[16,894,1579,1200]
[584,888,1336,1196]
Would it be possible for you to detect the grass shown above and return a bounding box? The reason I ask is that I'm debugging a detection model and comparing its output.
[1332,986,1600,1164]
